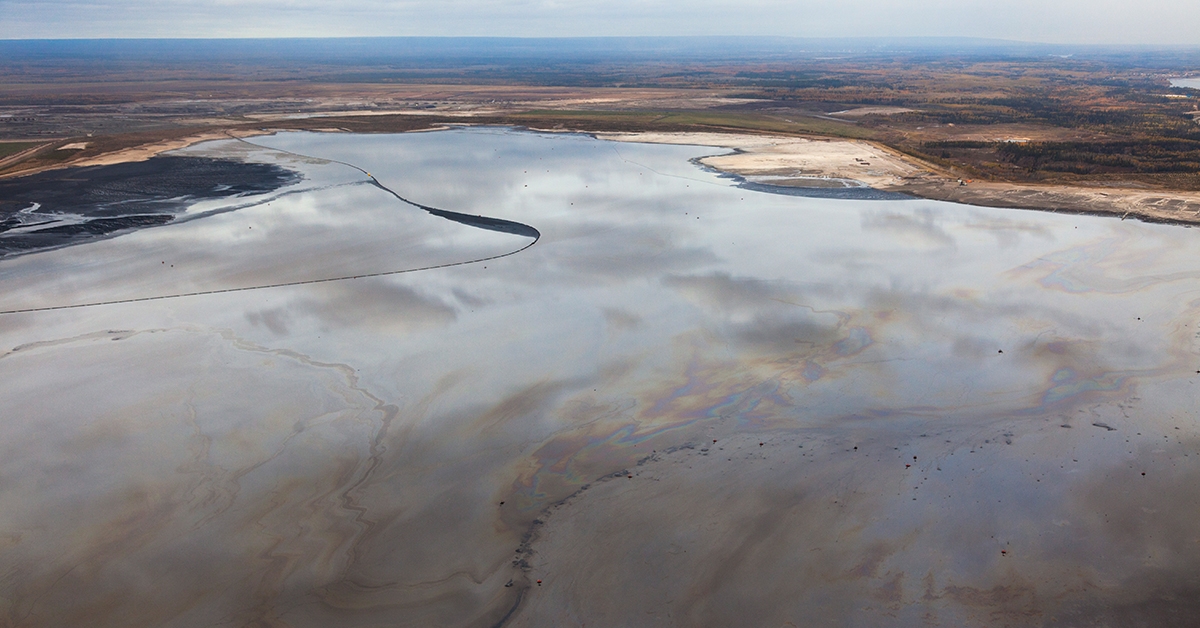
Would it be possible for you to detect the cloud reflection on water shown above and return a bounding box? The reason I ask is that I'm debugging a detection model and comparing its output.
[1,128,1200,626]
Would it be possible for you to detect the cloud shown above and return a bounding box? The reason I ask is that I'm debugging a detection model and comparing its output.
[1,0,1198,44]
[245,307,293,336]
[291,278,457,333]
[861,209,956,249]
[664,272,845,353]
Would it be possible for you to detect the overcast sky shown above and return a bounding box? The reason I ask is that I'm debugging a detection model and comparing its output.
[0,0,1196,45]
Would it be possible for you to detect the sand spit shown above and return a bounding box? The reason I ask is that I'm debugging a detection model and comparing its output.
[597,131,929,189]
[69,129,268,168]
[600,131,1200,225]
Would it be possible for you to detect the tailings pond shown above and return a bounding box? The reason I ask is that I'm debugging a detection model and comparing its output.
[2,127,1199,627]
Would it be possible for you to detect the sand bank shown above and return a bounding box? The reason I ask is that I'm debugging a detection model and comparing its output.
[597,131,930,189]
[600,130,1200,225]
[69,128,268,168]
[900,178,1200,225]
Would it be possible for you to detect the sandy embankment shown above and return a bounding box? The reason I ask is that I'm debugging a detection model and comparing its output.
[0,129,274,180]
[600,131,1200,226]
[69,129,269,168]
[598,131,930,189]
[899,178,1200,225]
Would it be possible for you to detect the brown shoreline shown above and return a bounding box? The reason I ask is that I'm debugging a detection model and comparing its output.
[597,130,1200,226]
[0,128,271,180]
[888,179,1200,227]
[5,120,1200,227]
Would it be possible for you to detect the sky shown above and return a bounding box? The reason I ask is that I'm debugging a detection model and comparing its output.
[0,0,1197,46]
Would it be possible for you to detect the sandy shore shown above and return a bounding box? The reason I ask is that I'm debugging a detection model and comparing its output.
[69,128,269,168]
[0,129,273,180]
[898,178,1200,225]
[597,131,930,189]
[600,130,1200,226]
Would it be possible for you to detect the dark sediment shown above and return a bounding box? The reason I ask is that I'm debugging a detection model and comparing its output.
[0,156,300,257]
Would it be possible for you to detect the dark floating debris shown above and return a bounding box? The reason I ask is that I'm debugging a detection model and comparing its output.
[421,206,540,238]
[1092,422,1117,432]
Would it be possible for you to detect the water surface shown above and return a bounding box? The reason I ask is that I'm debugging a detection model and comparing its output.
[1,127,1199,627]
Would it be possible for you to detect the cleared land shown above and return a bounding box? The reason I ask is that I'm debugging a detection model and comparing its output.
[0,141,44,159]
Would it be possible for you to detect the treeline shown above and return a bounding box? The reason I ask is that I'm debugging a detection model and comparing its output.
[731,72,852,89]
[922,139,1200,174]
[897,99,1199,134]
[996,140,1200,173]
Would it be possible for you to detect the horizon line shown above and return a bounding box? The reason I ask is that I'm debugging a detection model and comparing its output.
[1,35,1198,48]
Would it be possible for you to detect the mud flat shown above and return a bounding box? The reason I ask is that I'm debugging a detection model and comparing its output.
[0,154,300,257]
